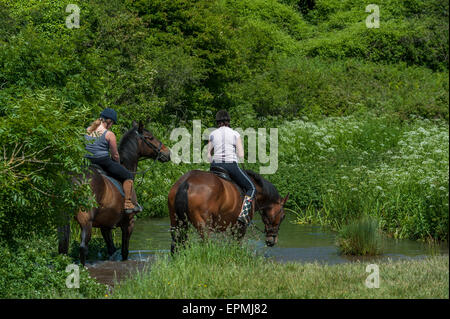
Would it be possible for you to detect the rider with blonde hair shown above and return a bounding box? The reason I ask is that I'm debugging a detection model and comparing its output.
[84,108,141,214]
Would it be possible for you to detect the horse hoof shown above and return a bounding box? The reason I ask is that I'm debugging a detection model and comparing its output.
[110,250,122,261]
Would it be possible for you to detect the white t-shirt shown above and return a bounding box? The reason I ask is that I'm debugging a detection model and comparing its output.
[209,126,240,163]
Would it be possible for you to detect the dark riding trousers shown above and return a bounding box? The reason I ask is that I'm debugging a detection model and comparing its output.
[211,161,255,198]
[89,156,133,183]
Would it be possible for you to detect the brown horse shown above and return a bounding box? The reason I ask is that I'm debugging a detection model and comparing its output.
[58,121,171,265]
[168,168,289,253]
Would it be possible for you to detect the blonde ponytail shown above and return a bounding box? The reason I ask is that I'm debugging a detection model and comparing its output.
[87,118,102,134]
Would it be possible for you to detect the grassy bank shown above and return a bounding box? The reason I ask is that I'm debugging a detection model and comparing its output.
[111,239,449,299]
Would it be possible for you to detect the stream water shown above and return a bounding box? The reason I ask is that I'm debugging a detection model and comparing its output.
[86,213,448,286]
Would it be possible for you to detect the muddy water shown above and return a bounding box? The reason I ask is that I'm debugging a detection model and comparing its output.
[86,213,448,286]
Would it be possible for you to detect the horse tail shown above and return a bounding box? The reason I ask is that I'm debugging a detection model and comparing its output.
[174,180,190,223]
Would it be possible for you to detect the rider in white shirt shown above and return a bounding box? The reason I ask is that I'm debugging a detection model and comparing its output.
[207,110,256,227]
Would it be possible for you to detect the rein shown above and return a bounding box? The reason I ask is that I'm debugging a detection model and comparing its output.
[132,130,165,187]
[249,202,284,235]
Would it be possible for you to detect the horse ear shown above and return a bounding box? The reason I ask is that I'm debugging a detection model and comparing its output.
[138,121,144,133]
[132,120,138,127]
[282,193,290,205]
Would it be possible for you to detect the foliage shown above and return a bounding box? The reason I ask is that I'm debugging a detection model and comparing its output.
[226,55,448,119]
[275,113,449,240]
[0,90,95,242]
[0,236,106,298]
[0,0,447,245]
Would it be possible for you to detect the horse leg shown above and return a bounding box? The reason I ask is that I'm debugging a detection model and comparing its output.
[194,220,209,242]
[58,223,71,255]
[170,219,189,255]
[57,211,71,255]
[101,227,117,257]
[120,215,135,261]
[79,223,92,266]
[76,210,92,266]
[232,222,247,242]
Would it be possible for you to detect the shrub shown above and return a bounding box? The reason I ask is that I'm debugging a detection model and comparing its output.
[0,236,106,298]
[0,90,95,242]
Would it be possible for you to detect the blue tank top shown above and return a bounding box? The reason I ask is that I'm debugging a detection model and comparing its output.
[85,130,110,159]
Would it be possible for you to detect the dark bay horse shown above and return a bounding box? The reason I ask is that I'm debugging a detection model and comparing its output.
[58,121,171,265]
[168,168,289,253]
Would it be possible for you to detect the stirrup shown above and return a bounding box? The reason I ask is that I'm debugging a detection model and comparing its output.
[124,203,143,214]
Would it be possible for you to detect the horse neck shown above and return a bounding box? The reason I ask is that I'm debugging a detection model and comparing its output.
[121,155,138,174]
[118,133,140,174]
[248,176,278,211]
[249,178,269,210]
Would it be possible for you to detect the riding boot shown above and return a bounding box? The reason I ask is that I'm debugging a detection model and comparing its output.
[237,195,253,226]
[123,179,142,214]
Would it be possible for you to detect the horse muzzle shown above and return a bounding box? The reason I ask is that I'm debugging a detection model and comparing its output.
[158,150,171,162]
[162,151,171,162]
[265,235,278,247]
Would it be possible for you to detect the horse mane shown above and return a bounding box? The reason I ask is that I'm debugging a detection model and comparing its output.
[244,169,281,203]
[118,126,139,165]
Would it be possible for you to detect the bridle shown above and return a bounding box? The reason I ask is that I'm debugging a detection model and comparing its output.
[131,130,168,185]
[251,202,285,236]
[135,130,166,163]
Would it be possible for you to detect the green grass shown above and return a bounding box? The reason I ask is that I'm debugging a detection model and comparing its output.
[337,216,384,255]
[110,239,449,299]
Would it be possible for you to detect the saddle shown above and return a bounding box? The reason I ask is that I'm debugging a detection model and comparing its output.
[89,164,125,197]
[209,166,244,198]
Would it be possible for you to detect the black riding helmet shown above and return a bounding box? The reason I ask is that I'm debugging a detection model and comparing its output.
[215,110,230,124]
[100,107,117,124]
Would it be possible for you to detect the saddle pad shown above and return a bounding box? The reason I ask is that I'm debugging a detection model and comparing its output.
[104,175,125,197]
[90,165,125,197]
[209,167,244,198]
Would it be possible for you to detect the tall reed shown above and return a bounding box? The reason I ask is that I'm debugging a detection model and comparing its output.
[337,216,384,256]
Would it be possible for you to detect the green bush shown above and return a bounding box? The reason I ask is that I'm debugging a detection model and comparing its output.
[0,236,106,298]
[301,19,448,71]
[226,55,449,119]
[0,90,95,242]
